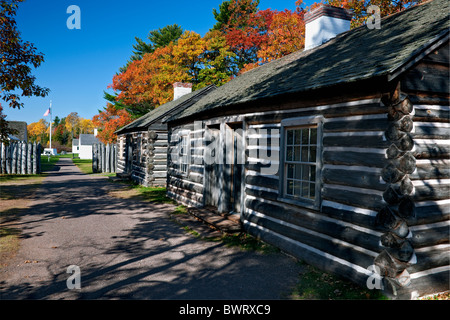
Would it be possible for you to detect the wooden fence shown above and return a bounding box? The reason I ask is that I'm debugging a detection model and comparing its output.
[0,142,41,174]
[92,143,117,173]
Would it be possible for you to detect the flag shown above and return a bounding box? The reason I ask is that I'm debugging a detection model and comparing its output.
[43,108,50,117]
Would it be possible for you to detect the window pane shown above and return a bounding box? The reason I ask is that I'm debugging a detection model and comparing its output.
[309,146,317,162]
[287,179,294,195]
[287,130,294,145]
[301,182,309,198]
[302,165,310,181]
[294,146,300,161]
[310,183,316,199]
[310,128,317,145]
[294,164,302,180]
[294,181,301,197]
[301,147,309,163]
[302,129,309,144]
[310,165,316,182]
[286,146,293,161]
[295,129,301,145]
[287,164,294,179]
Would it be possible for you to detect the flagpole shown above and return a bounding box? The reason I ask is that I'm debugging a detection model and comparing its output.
[49,100,52,149]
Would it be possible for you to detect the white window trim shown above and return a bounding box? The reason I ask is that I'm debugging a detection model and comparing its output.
[179,130,191,176]
[279,115,324,210]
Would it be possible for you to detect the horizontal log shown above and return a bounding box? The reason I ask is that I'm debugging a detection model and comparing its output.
[322,185,384,211]
[413,141,450,159]
[245,210,376,268]
[244,102,386,124]
[413,183,450,201]
[402,62,450,94]
[323,150,386,168]
[243,220,372,289]
[168,176,203,194]
[413,107,450,122]
[323,118,389,132]
[412,123,450,139]
[245,187,279,201]
[167,190,203,208]
[321,200,378,228]
[167,185,203,203]
[323,134,389,148]
[323,167,386,191]
[245,175,279,190]
[412,200,450,225]
[409,245,450,273]
[244,197,381,252]
[410,224,449,248]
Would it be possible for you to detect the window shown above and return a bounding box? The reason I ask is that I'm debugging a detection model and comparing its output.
[281,116,323,209]
[285,127,317,200]
[179,133,190,175]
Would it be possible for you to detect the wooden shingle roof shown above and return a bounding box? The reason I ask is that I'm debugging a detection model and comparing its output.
[168,0,448,122]
[116,84,216,134]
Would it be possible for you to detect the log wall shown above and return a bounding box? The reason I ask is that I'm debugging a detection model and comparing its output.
[117,129,168,187]
[166,42,449,298]
[0,142,41,175]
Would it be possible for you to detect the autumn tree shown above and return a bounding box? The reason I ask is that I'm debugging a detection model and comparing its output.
[325,0,424,28]
[79,118,94,134]
[216,0,276,70]
[65,112,81,140]
[257,5,305,64]
[27,118,48,144]
[92,103,132,144]
[120,24,184,73]
[0,0,49,142]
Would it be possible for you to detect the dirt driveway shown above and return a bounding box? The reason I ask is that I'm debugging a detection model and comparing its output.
[0,158,302,299]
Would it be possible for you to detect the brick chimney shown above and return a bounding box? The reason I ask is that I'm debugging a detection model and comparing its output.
[173,82,192,101]
[304,5,352,50]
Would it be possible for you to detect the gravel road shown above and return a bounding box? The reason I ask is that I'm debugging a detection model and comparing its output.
[0,157,302,300]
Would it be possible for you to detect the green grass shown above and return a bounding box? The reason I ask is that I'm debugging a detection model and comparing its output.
[72,158,93,174]
[220,232,280,254]
[40,155,60,172]
[289,263,388,300]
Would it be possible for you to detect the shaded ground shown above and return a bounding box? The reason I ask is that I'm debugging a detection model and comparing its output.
[0,158,302,299]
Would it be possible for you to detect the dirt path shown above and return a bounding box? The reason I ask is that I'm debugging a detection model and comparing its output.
[0,158,302,299]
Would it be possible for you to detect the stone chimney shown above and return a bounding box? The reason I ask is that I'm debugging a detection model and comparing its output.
[304,5,352,50]
[173,82,193,101]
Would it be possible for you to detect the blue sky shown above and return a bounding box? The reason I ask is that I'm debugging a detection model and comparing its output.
[4,0,314,125]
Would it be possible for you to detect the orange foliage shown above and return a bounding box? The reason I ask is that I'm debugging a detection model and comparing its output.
[92,103,133,144]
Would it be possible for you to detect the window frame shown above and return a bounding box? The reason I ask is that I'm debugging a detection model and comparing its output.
[179,130,191,176]
[279,116,324,210]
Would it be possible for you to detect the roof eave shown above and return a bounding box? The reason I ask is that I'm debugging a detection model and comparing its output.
[387,29,449,82]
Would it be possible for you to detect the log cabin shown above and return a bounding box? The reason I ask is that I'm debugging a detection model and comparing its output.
[115,83,215,186]
[164,0,449,299]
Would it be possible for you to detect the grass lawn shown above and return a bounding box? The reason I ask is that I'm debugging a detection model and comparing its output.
[289,263,387,300]
[72,158,93,174]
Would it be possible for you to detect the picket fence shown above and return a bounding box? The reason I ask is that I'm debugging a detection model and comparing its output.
[92,143,117,173]
[0,142,41,174]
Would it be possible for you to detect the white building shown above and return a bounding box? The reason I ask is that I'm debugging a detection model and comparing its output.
[72,133,100,159]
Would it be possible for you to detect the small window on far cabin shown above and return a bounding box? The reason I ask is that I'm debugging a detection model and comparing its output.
[179,133,190,175]
[280,116,323,209]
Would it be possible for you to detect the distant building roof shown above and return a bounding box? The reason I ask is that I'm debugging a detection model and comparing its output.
[72,139,79,146]
[79,134,100,146]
